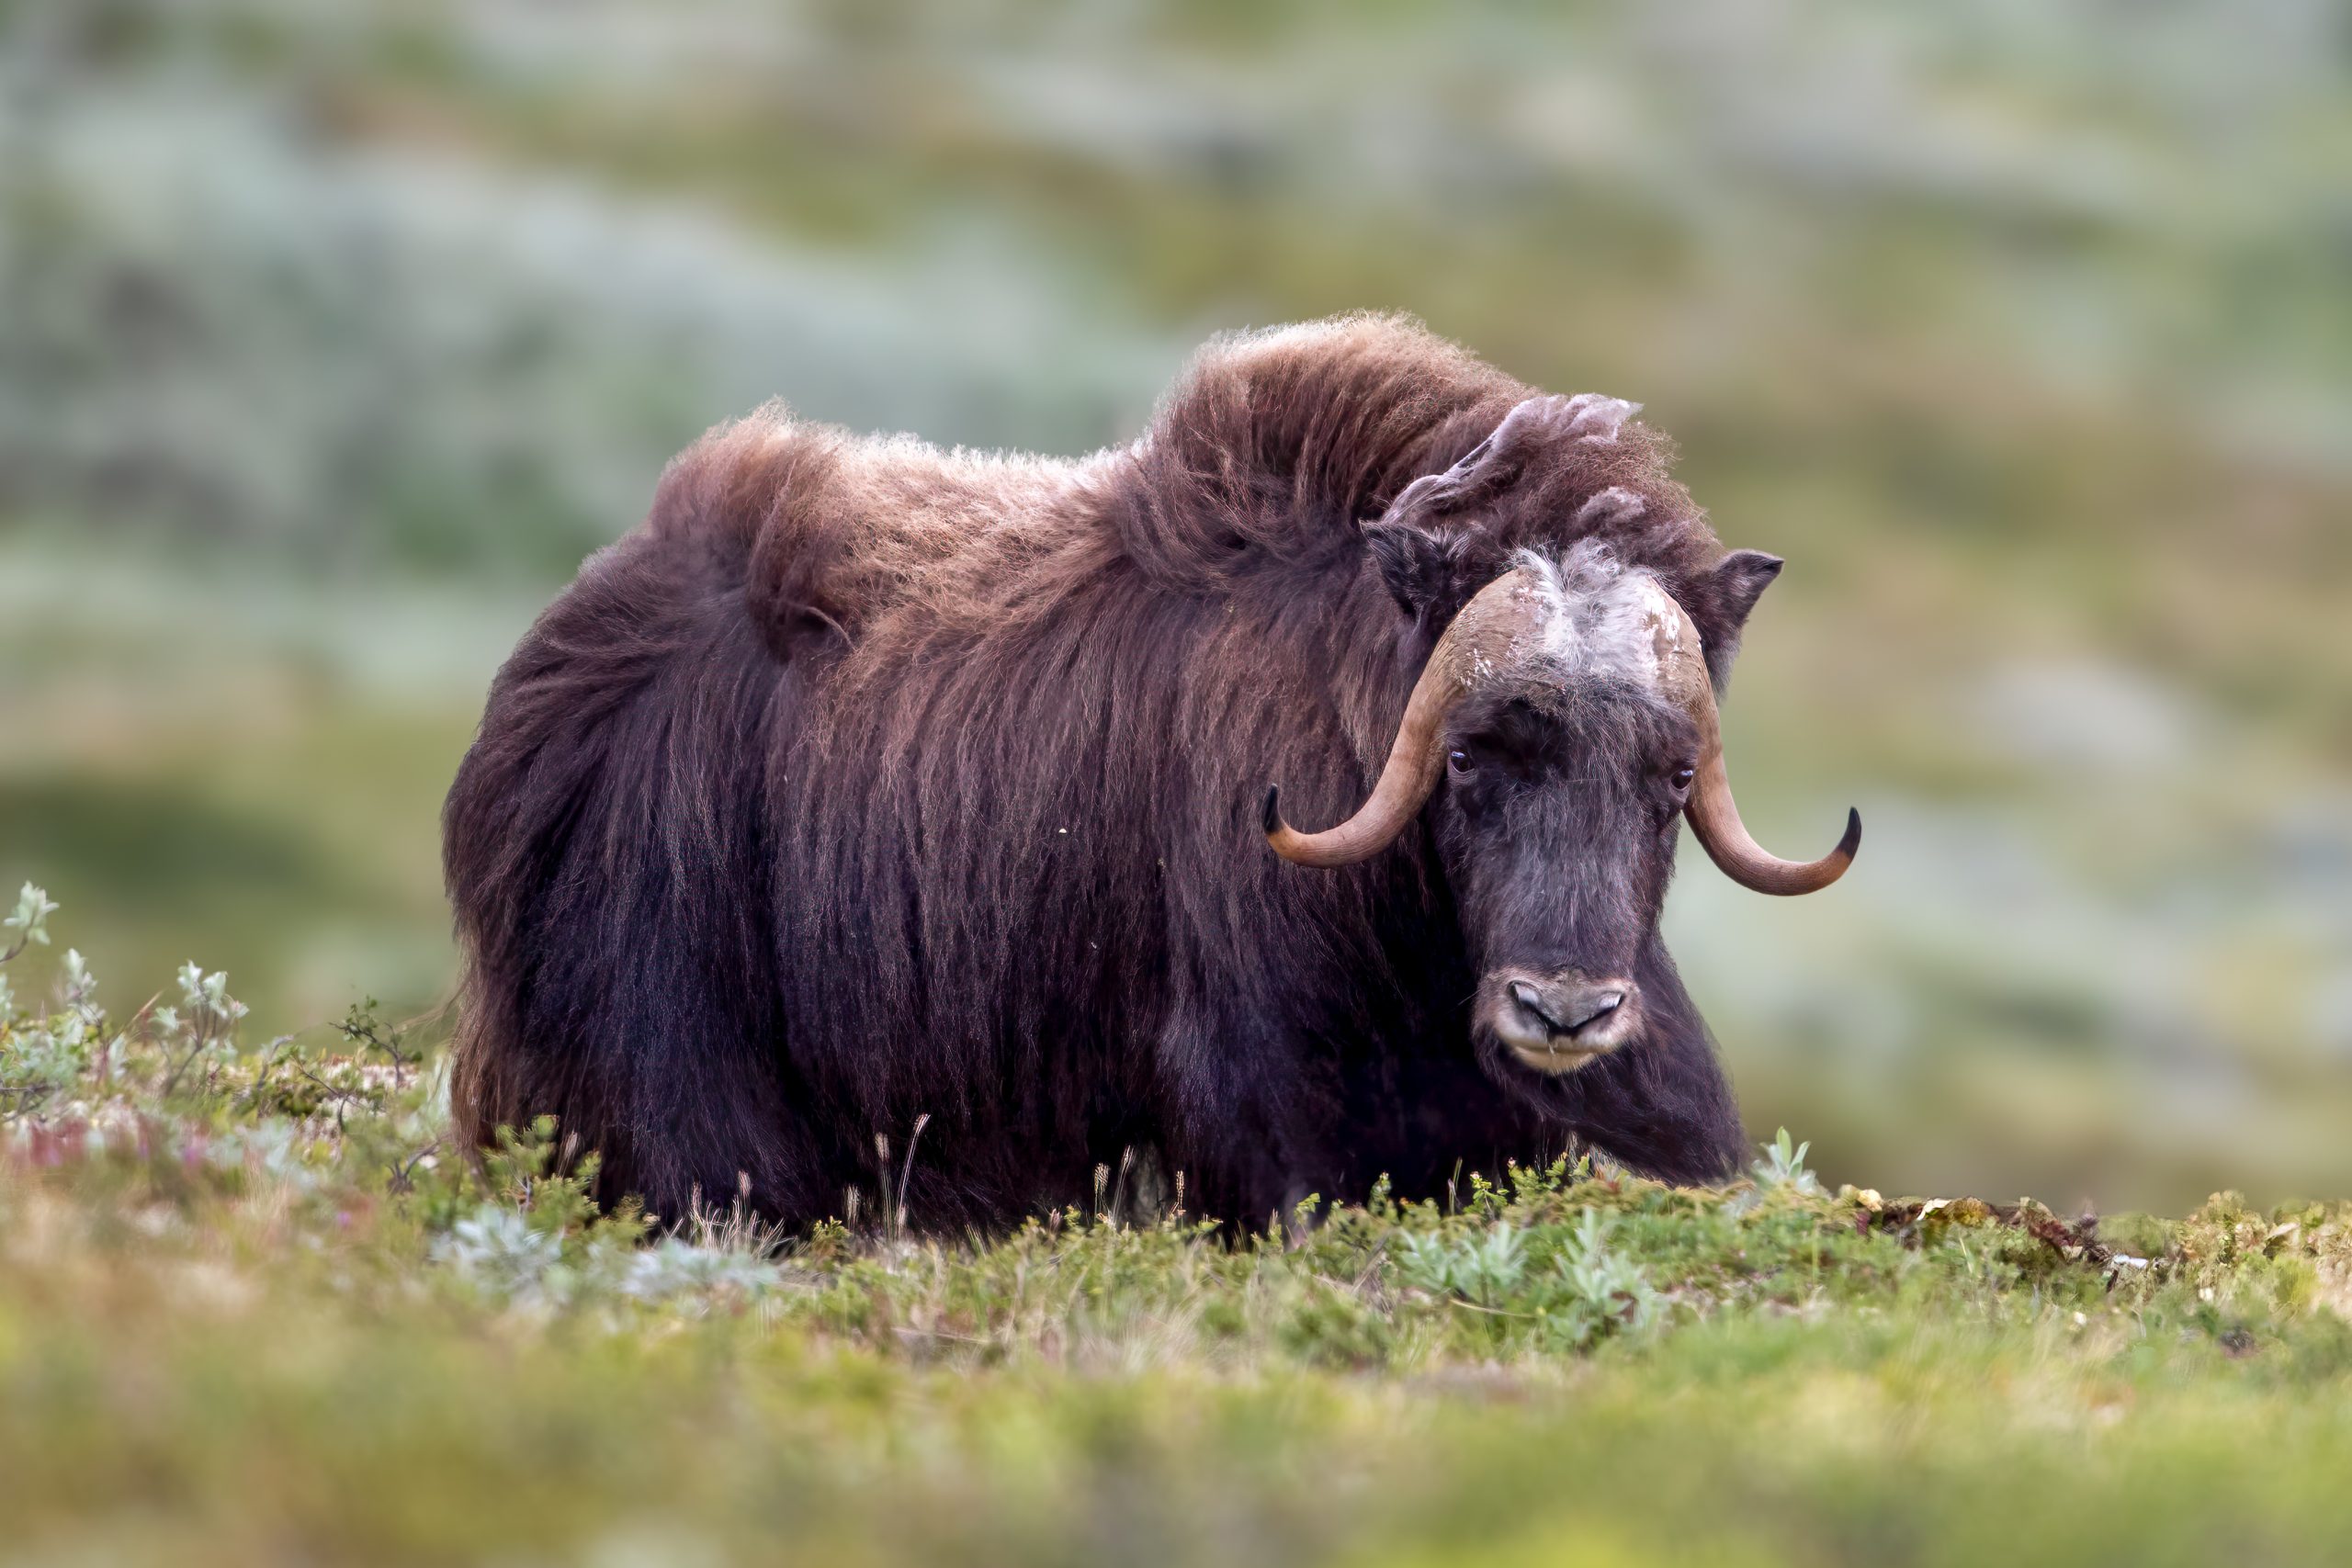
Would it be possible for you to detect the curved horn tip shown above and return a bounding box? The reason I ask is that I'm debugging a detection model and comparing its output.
[1261,784,1283,838]
[1836,807,1862,863]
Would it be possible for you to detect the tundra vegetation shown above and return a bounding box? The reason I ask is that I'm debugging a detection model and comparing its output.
[7,0,2348,1212]
[7,888,2352,1566]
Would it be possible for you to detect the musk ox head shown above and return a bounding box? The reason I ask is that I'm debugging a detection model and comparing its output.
[1263,534,1859,1078]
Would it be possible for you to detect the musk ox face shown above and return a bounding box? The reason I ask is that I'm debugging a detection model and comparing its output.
[1437,677,1698,1075]
[1422,544,1715,1077]
[1264,535,1861,1076]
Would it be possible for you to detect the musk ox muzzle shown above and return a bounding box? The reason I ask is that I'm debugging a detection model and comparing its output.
[1482,966,1643,1073]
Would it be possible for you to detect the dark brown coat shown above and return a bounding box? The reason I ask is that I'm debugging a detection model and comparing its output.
[444,314,1762,1229]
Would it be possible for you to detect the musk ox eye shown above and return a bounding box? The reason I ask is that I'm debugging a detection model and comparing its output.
[1669,765,1696,793]
[1447,749,1474,776]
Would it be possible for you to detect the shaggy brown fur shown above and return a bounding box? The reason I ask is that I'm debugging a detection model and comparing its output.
[444,313,1773,1230]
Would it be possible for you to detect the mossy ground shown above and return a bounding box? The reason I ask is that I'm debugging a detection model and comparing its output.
[6,904,2351,1567]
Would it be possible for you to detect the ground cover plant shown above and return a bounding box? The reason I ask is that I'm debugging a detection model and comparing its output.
[6,884,2352,1566]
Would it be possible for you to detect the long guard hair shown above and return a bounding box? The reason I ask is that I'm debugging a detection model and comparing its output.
[445,314,1755,1229]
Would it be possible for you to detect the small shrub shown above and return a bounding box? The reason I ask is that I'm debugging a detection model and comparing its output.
[1543,1210,1663,1350]
[1396,1222,1530,1309]
[1751,1127,1823,1197]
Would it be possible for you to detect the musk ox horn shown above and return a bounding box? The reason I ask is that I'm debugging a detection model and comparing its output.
[1263,565,1547,867]
[1687,753,1861,896]
[1265,552,1860,892]
[1649,587,1859,896]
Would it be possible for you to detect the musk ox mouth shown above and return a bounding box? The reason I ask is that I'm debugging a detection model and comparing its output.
[1506,1041,1606,1075]
[1478,970,1644,1075]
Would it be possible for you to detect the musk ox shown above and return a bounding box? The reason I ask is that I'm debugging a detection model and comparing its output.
[444,313,1857,1231]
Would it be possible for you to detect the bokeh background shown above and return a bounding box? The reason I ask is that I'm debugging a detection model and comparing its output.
[3,0,2346,1213]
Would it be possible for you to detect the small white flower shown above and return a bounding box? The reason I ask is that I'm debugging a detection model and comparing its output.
[5,884,58,947]
[62,949,96,1008]
[176,964,248,1025]
[623,1238,787,1303]
[434,1204,571,1305]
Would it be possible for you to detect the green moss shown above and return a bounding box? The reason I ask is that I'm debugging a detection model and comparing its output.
[5,1137,2352,1562]
[9,943,2352,1563]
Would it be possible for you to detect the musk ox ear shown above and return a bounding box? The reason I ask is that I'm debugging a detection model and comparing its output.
[1683,554,1787,691]
[1362,519,1481,621]
[1688,547,1784,688]
[1710,548,1785,632]
[1362,520,1443,615]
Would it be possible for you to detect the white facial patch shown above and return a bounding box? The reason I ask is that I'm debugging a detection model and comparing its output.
[1498,540,1685,699]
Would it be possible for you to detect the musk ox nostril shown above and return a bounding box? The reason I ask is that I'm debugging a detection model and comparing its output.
[1498,977,1634,1045]
[1509,981,1558,1032]
[1566,990,1624,1034]
[1508,980,1626,1039]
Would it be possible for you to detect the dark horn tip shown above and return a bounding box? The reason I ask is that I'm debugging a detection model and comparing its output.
[1261,784,1283,837]
[1836,807,1862,861]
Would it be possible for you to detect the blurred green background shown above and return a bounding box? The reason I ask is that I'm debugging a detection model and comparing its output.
[3,0,2346,1213]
